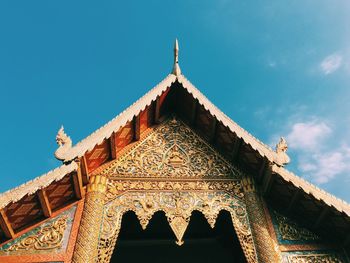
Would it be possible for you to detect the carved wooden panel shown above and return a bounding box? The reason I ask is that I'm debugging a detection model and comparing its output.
[5,195,43,231]
[115,121,134,154]
[100,118,242,179]
[281,251,348,262]
[139,106,152,134]
[269,208,320,245]
[98,191,257,263]
[46,174,75,211]
[0,205,76,256]
[85,140,111,173]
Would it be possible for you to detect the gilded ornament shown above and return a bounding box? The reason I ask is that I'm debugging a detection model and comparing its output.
[100,118,242,180]
[5,216,68,251]
[97,191,258,263]
[285,253,345,263]
[94,118,258,262]
[274,210,319,241]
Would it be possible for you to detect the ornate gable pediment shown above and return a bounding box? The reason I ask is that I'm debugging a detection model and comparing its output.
[100,117,242,180]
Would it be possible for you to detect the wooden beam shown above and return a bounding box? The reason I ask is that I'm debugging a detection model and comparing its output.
[189,99,198,125]
[134,115,140,141]
[109,132,117,160]
[38,189,52,218]
[154,97,161,124]
[257,158,267,183]
[81,156,90,186]
[285,189,301,214]
[0,210,14,239]
[231,137,243,163]
[313,206,329,229]
[72,170,85,199]
[262,167,275,196]
[208,118,218,143]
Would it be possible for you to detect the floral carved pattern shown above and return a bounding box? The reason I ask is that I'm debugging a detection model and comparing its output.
[97,191,258,263]
[94,118,258,262]
[274,210,319,241]
[105,179,244,202]
[100,118,242,179]
[284,253,346,263]
[5,216,68,251]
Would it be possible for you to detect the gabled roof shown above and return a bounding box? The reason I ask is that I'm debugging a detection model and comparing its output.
[272,165,350,217]
[0,40,349,246]
[55,73,282,165]
[50,39,350,218]
[0,162,77,210]
[52,70,350,217]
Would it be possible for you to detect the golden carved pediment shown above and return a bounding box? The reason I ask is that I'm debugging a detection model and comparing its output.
[101,117,242,180]
[96,118,258,263]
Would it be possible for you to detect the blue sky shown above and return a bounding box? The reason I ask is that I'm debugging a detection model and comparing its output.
[0,1,350,202]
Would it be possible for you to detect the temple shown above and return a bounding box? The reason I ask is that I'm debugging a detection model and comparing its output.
[0,40,349,263]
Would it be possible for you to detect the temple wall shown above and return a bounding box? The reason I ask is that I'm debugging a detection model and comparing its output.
[261,199,349,262]
[0,200,84,263]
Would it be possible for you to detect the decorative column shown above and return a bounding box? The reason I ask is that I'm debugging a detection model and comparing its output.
[72,174,107,263]
[242,176,279,263]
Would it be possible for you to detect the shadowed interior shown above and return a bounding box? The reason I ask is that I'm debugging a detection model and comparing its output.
[110,210,247,263]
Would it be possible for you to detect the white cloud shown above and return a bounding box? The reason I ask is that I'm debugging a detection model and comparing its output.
[286,121,331,151]
[274,119,350,184]
[298,151,350,184]
[320,54,343,75]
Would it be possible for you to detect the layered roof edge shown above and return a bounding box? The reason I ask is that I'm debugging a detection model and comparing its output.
[0,162,78,210]
[55,73,280,164]
[273,165,350,216]
[0,72,349,216]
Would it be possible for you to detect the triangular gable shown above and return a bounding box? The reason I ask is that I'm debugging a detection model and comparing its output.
[55,73,279,165]
[0,40,349,252]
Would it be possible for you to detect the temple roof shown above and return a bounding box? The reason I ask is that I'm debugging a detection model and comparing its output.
[0,162,78,210]
[272,165,350,216]
[0,40,349,247]
[55,73,280,164]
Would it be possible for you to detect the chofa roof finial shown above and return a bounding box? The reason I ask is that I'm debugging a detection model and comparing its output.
[275,137,290,166]
[172,38,181,76]
[55,125,72,161]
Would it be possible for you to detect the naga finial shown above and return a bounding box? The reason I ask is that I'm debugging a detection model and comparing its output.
[275,137,290,166]
[55,126,72,161]
[172,38,181,76]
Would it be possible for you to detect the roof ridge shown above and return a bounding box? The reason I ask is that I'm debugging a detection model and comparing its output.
[272,165,350,216]
[176,75,278,163]
[61,74,177,160]
[0,162,78,209]
[177,75,275,151]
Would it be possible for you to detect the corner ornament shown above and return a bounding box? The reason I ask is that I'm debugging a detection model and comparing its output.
[55,126,72,161]
[274,137,290,166]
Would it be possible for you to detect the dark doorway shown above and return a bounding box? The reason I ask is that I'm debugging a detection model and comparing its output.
[110,210,247,263]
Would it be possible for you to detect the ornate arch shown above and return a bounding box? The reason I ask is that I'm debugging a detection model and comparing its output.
[97,190,258,263]
[90,118,259,262]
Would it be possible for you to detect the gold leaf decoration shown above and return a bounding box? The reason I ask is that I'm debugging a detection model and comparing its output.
[97,191,257,263]
[5,216,68,251]
[286,253,345,263]
[101,118,242,179]
[274,211,319,241]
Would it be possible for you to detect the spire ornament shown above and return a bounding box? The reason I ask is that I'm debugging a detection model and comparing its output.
[54,126,72,161]
[172,38,181,76]
[275,137,290,166]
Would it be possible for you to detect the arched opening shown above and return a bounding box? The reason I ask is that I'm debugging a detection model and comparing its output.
[110,210,247,263]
